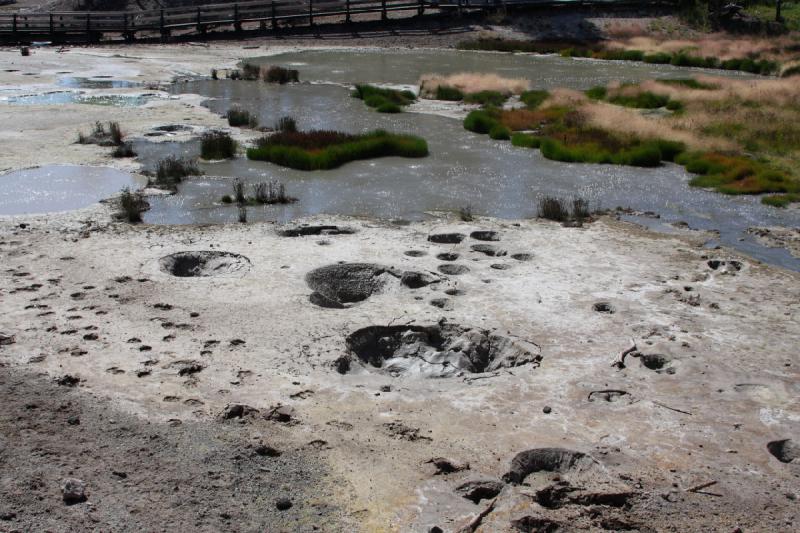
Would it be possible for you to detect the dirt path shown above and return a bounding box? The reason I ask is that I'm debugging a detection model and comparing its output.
[0,364,353,532]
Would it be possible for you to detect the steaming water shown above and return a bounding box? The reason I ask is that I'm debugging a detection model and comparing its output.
[21,47,785,268]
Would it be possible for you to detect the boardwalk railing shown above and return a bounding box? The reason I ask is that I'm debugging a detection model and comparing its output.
[0,1,670,43]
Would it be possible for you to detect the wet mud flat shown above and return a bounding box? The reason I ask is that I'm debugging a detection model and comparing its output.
[1,210,798,531]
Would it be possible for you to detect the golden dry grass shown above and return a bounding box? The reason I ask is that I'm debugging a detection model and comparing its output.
[606,33,799,62]
[419,72,530,98]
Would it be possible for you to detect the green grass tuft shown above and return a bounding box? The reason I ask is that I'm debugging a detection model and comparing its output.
[435,85,464,101]
[464,90,508,107]
[200,131,237,160]
[520,90,549,109]
[353,84,415,113]
[489,124,512,140]
[247,129,428,170]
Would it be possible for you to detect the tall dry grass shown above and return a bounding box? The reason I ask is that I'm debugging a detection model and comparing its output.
[419,73,530,98]
[606,34,798,62]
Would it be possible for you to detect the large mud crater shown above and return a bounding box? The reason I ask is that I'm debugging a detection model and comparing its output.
[343,323,542,377]
[159,251,251,278]
[306,263,437,308]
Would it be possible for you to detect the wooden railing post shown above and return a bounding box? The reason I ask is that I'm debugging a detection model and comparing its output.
[49,13,54,36]
[382,0,387,21]
[196,7,201,29]
[234,3,241,32]
[309,0,314,27]
[418,0,424,17]
[160,8,165,36]
[12,13,16,40]
[86,13,91,33]
[346,0,351,23]
[271,1,277,29]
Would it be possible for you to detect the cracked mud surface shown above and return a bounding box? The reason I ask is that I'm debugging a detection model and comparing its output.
[2,212,798,531]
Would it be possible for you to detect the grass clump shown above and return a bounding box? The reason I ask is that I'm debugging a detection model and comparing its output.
[77,121,124,146]
[644,52,673,64]
[436,85,464,101]
[153,156,199,189]
[537,196,593,224]
[111,143,136,158]
[676,151,797,195]
[227,108,258,128]
[247,129,428,170]
[608,91,671,109]
[232,178,246,204]
[660,78,717,90]
[489,124,511,140]
[464,109,500,134]
[464,90,508,107]
[275,116,297,133]
[200,131,236,160]
[251,180,295,204]
[352,84,415,113]
[263,65,299,84]
[116,187,147,223]
[221,194,233,204]
[511,133,541,148]
[761,193,800,207]
[458,205,474,221]
[241,62,262,81]
[520,90,549,109]
[585,86,608,100]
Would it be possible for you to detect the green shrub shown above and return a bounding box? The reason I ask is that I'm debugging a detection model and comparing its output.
[660,78,716,90]
[200,131,236,160]
[666,100,685,112]
[221,194,233,204]
[489,124,511,140]
[464,90,508,107]
[436,85,464,101]
[762,193,800,207]
[376,102,402,113]
[644,52,672,64]
[155,156,199,186]
[227,108,258,128]
[585,86,607,100]
[263,66,299,84]
[608,91,671,109]
[511,133,541,148]
[463,110,500,134]
[352,84,415,113]
[538,196,569,221]
[598,49,645,61]
[781,64,800,78]
[275,116,297,133]
[560,47,592,58]
[520,90,549,109]
[677,152,796,195]
[240,62,261,81]
[117,187,147,223]
[247,129,429,170]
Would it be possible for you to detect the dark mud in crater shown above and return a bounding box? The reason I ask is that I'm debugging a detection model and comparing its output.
[504,448,596,484]
[159,251,251,278]
[343,323,541,377]
[279,225,356,237]
[306,263,437,308]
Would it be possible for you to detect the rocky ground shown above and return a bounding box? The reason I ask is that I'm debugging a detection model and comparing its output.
[0,33,799,533]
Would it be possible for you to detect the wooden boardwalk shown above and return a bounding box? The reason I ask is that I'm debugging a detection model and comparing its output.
[0,0,668,43]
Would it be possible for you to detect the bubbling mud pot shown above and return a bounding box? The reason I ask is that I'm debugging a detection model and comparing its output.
[342,322,542,378]
[305,263,437,308]
[158,251,251,278]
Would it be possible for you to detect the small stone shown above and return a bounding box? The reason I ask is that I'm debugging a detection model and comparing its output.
[543,406,552,414]
[67,416,80,425]
[61,478,87,504]
[275,498,292,510]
